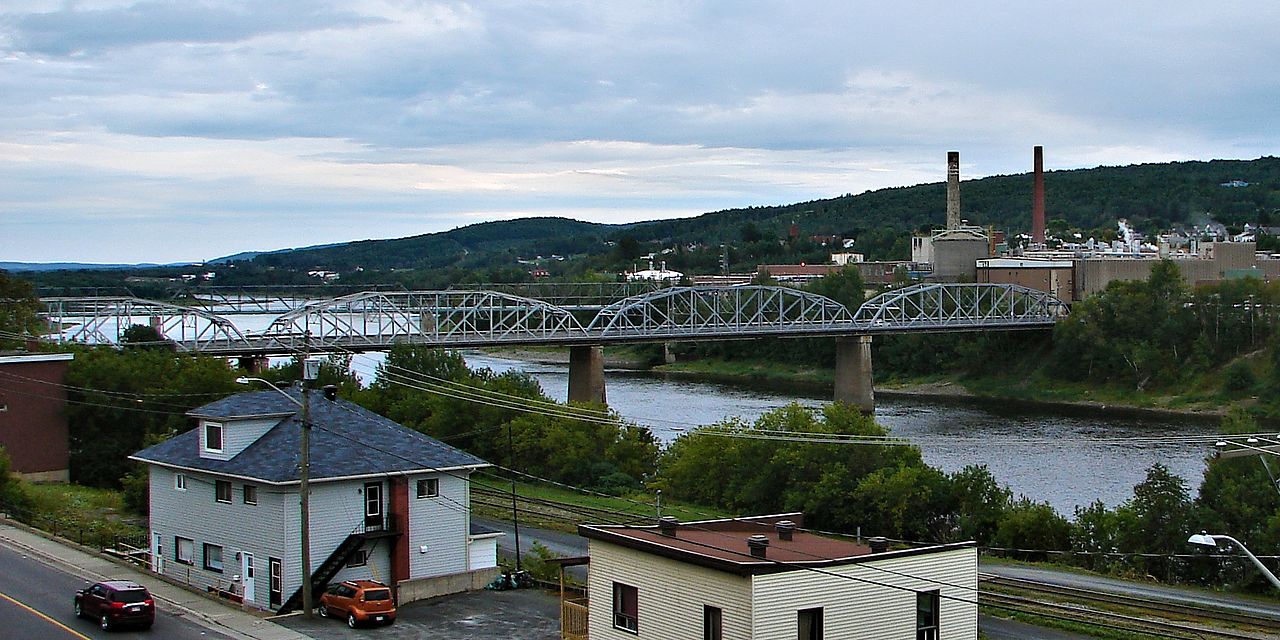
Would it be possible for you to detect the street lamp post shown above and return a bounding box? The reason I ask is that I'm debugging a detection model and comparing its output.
[236,375,314,617]
[1187,530,1280,590]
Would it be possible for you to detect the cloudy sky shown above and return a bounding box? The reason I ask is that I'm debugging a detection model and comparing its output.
[2,1,1278,264]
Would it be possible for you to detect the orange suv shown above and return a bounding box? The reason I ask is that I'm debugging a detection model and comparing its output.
[318,580,396,628]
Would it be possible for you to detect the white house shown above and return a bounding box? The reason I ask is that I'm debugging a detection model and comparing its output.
[571,513,977,640]
[130,387,498,612]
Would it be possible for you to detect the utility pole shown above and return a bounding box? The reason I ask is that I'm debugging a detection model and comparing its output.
[508,421,522,572]
[300,338,315,618]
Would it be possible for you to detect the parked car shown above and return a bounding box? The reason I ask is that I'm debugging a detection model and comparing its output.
[74,580,155,631]
[318,580,396,628]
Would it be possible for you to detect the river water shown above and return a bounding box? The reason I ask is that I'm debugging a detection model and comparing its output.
[457,353,1218,517]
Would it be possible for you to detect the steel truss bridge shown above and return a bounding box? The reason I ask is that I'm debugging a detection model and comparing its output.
[40,283,1068,356]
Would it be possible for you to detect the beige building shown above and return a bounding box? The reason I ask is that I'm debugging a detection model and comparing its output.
[569,514,977,640]
[977,258,1074,302]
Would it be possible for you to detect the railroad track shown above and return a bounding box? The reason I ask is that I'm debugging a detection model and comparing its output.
[472,485,650,526]
[980,573,1279,639]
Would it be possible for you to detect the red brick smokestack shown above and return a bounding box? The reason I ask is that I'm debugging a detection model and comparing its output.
[1032,145,1046,244]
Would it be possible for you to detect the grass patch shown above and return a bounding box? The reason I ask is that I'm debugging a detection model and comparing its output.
[11,483,146,548]
[472,477,728,533]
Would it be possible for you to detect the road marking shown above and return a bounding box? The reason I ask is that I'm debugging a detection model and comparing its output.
[0,591,92,640]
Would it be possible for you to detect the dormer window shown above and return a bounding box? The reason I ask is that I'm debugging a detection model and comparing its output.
[204,422,224,453]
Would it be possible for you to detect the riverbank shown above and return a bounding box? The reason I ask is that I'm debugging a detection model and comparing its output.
[480,347,1243,425]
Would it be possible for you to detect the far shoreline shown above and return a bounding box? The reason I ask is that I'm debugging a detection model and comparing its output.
[477,347,1235,426]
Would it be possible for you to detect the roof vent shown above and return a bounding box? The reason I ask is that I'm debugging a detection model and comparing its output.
[747,534,770,558]
[658,516,679,537]
[775,520,796,541]
[323,384,338,401]
[868,536,889,553]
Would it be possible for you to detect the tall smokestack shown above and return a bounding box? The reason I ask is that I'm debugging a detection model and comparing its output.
[1032,146,1046,244]
[946,151,961,230]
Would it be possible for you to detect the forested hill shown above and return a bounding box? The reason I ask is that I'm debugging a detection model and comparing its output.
[255,156,1280,271]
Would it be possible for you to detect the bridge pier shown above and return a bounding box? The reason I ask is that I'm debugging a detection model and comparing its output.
[236,355,269,374]
[834,336,875,413]
[567,345,607,405]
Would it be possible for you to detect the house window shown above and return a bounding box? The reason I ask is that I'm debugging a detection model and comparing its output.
[174,473,186,491]
[798,607,823,640]
[346,549,369,568]
[203,543,224,572]
[215,480,232,503]
[204,422,223,452]
[916,591,940,640]
[416,478,439,498]
[612,582,638,633]
[704,605,722,640]
[243,485,257,505]
[175,536,193,565]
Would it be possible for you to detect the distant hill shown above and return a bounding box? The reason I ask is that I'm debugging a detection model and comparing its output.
[254,217,618,271]
[0,261,187,272]
[256,157,1280,270]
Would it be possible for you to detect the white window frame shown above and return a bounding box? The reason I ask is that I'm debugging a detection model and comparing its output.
[204,422,224,453]
[416,477,439,499]
[203,543,224,572]
[174,473,187,491]
[175,536,194,565]
[243,484,257,505]
[215,479,232,503]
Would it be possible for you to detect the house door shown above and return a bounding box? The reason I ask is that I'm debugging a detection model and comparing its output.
[364,482,383,529]
[241,552,256,605]
[151,532,164,574]
[268,557,282,608]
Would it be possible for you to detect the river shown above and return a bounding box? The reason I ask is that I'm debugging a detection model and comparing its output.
[456,353,1217,517]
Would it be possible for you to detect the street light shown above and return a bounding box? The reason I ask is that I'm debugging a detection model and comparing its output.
[236,375,315,617]
[1187,530,1280,590]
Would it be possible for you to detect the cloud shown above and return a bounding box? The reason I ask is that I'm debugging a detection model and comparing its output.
[1,1,1279,262]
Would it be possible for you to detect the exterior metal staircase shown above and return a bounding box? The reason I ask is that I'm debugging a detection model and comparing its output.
[277,513,400,614]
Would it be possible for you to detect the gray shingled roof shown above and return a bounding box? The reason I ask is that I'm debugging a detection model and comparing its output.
[132,389,489,483]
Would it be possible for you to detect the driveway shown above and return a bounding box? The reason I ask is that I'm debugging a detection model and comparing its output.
[277,589,561,640]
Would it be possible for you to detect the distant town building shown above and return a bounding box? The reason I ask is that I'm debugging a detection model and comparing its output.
[626,262,683,282]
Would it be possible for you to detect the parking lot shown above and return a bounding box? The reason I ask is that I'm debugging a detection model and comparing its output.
[277,588,562,640]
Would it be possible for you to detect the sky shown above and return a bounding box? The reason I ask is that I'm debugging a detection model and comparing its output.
[2,1,1278,264]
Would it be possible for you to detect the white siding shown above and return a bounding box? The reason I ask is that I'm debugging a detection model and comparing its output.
[148,466,292,608]
[587,540,753,640]
[468,537,498,570]
[220,417,282,459]
[751,548,978,640]
[406,471,470,579]
[332,539,394,586]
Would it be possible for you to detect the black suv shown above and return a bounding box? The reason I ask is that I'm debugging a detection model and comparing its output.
[74,580,155,631]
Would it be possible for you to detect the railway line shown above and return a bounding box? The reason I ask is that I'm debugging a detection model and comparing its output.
[980,573,1279,639]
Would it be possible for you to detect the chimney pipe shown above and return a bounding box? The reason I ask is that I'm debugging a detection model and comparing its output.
[868,536,889,553]
[946,151,961,230]
[1032,145,1046,244]
[747,534,770,558]
[658,516,679,537]
[775,520,796,541]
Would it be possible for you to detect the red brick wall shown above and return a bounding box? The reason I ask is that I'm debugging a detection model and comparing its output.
[0,357,72,478]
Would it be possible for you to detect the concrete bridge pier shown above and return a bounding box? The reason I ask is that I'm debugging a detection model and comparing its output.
[567,345,607,405]
[834,336,875,413]
[236,355,269,374]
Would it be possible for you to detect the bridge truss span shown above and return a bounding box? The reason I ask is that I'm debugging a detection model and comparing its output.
[263,290,588,351]
[41,297,250,351]
[587,286,856,340]
[853,283,1068,332]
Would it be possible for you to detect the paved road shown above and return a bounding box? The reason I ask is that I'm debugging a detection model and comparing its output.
[0,543,235,640]
[277,589,560,640]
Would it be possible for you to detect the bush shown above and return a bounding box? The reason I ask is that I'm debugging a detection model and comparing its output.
[1222,360,1257,396]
